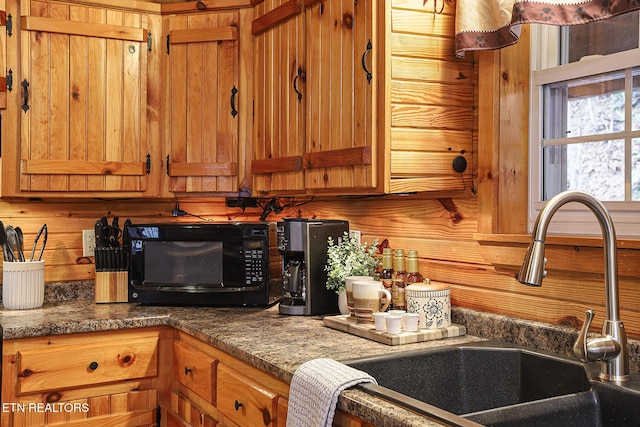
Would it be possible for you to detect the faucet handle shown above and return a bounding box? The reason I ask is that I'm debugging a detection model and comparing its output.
[573,309,595,362]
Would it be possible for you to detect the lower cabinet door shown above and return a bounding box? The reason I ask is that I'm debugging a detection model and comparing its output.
[6,389,157,427]
[217,364,278,427]
[168,391,216,427]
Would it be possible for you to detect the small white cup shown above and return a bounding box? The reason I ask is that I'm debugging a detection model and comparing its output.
[385,314,403,334]
[373,312,388,331]
[402,312,419,332]
[388,310,406,328]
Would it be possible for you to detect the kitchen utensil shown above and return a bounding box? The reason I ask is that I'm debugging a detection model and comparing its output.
[95,219,107,248]
[30,224,47,262]
[0,221,8,262]
[14,227,25,262]
[5,226,18,262]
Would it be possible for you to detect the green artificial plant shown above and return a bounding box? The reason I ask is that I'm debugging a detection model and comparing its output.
[325,231,380,294]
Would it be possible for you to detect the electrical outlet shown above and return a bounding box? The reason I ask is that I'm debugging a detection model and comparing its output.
[82,229,96,257]
[350,230,361,245]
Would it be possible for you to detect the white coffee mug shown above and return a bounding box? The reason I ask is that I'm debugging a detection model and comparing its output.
[352,280,391,323]
[345,276,374,317]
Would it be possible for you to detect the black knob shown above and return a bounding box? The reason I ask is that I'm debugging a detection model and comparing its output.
[88,361,99,371]
[184,367,192,375]
[234,400,243,411]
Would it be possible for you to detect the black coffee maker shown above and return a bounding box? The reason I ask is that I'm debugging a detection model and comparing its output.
[277,218,349,315]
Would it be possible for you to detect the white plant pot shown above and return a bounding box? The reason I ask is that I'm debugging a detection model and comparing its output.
[338,290,349,315]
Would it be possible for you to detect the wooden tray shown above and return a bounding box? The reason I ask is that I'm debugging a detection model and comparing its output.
[323,314,466,346]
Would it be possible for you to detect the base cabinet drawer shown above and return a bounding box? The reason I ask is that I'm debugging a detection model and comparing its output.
[173,341,218,403]
[217,364,278,427]
[16,337,159,394]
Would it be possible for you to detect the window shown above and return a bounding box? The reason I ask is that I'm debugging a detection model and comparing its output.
[530,14,640,237]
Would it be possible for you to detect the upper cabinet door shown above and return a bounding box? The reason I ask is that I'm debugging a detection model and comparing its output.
[303,0,375,192]
[10,0,151,197]
[252,0,305,195]
[0,9,8,110]
[166,10,241,195]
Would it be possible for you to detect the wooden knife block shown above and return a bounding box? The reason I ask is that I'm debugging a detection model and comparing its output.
[95,271,128,303]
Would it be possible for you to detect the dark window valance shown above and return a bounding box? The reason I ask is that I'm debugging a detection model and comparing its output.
[455,0,640,58]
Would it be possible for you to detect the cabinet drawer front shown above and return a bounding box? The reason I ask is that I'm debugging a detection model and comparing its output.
[173,341,218,403]
[218,364,278,427]
[17,337,158,394]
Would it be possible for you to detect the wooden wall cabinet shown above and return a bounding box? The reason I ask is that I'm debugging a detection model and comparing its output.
[252,0,473,196]
[1,0,254,199]
[0,327,173,427]
[163,4,253,197]
[2,0,160,198]
[252,0,374,195]
[0,2,8,110]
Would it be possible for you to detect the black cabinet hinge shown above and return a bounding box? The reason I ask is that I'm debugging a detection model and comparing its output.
[6,14,12,37]
[146,154,151,175]
[6,69,12,92]
[147,31,152,52]
[166,34,170,55]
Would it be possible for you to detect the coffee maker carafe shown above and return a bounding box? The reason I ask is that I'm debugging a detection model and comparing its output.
[278,218,349,315]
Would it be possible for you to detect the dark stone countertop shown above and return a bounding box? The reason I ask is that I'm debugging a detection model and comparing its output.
[1,300,638,427]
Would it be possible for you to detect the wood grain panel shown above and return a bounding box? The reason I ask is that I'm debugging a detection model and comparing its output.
[161,0,252,13]
[390,80,473,107]
[169,25,238,43]
[304,147,372,169]
[389,176,467,193]
[22,160,146,176]
[390,128,472,152]
[390,152,468,176]
[390,33,456,60]
[390,8,455,37]
[20,16,148,41]
[391,104,473,130]
[252,156,303,173]
[392,57,473,83]
[251,0,301,35]
[391,0,457,15]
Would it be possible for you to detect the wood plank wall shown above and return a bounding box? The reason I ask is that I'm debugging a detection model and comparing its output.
[0,192,638,339]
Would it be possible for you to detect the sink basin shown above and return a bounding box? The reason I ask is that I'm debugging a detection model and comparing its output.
[343,342,640,427]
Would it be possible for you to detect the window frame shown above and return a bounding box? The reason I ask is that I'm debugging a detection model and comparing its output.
[529,24,640,238]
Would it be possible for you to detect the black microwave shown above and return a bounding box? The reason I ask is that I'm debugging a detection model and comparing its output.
[125,222,281,306]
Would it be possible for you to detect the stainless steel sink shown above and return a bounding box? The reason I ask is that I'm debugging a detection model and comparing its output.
[343,342,640,427]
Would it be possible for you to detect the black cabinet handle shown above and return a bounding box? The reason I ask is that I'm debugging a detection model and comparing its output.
[293,66,303,101]
[184,367,192,375]
[234,400,243,411]
[88,361,99,371]
[361,39,372,84]
[21,79,29,112]
[230,86,238,117]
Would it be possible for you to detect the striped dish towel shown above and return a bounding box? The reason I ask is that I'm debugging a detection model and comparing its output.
[286,358,377,427]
